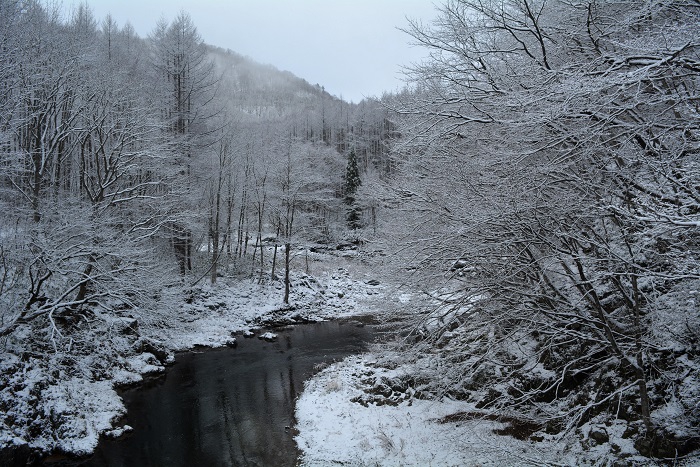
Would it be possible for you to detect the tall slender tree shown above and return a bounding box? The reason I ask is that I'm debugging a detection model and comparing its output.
[150,11,218,275]
[344,148,362,229]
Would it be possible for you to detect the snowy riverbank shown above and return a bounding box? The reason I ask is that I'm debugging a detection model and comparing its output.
[296,354,553,466]
[295,354,692,466]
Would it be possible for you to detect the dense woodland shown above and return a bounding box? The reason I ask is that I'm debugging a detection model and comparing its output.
[1,0,699,464]
[0,0,395,337]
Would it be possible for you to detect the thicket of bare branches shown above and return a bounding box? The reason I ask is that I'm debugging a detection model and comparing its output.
[385,0,700,459]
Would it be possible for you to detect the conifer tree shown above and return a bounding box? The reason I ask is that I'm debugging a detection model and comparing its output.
[344,149,362,229]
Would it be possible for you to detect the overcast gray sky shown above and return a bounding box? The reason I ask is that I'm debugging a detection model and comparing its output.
[73,0,438,103]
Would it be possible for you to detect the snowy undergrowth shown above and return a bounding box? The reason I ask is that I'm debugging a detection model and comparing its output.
[0,254,384,460]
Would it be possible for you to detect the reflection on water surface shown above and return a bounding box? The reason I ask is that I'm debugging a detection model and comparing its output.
[85,321,375,467]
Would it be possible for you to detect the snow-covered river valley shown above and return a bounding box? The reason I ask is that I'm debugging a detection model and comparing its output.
[77,320,375,466]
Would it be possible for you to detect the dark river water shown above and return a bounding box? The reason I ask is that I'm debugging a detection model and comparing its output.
[80,320,375,467]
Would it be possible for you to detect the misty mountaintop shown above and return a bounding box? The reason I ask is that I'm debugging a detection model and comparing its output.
[208,45,344,119]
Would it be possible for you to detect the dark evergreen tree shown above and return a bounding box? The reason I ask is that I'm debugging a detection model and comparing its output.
[344,149,362,229]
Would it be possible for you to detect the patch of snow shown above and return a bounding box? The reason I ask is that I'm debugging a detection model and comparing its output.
[105,425,133,438]
[398,293,412,303]
[127,353,165,376]
[39,379,125,455]
[259,332,278,341]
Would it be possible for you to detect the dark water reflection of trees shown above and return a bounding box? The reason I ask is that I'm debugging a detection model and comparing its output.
[84,321,375,467]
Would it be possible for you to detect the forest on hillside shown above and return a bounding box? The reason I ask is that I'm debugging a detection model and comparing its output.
[1,0,699,464]
[0,0,395,336]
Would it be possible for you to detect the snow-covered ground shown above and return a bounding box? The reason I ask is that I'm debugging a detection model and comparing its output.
[295,353,698,466]
[295,355,565,466]
[293,284,700,466]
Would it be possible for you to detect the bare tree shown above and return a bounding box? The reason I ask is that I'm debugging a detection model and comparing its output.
[150,11,219,275]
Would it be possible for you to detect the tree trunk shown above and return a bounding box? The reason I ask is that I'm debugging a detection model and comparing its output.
[283,242,290,304]
[75,254,95,303]
[210,230,219,284]
[635,357,652,431]
[271,224,280,280]
[173,226,192,275]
